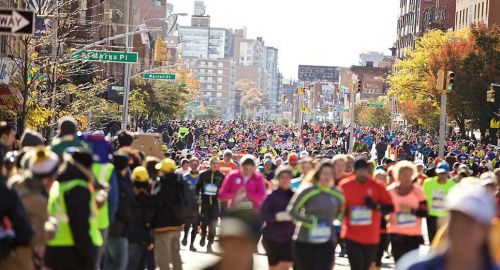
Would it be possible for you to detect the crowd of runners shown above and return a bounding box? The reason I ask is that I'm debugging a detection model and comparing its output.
[0,118,499,270]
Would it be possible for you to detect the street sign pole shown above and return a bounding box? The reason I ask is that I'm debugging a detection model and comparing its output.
[122,0,132,130]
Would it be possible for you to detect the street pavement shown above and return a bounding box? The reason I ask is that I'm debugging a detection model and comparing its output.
[179,232,397,270]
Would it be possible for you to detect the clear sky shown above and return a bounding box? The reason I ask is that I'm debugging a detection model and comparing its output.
[168,0,399,79]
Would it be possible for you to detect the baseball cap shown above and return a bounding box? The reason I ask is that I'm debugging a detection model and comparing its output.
[435,161,451,174]
[479,172,498,187]
[299,150,309,159]
[288,153,299,163]
[446,181,496,225]
[131,166,149,182]
[155,158,177,173]
[240,154,256,166]
[224,149,233,156]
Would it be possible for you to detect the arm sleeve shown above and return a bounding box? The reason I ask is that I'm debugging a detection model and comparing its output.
[413,200,428,217]
[66,187,94,258]
[287,189,316,228]
[378,186,394,214]
[195,174,204,195]
[217,174,234,201]
[247,177,267,209]
[260,196,276,223]
[108,171,119,225]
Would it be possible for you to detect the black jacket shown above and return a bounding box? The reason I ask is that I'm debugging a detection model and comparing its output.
[195,170,224,207]
[150,173,184,230]
[127,184,154,245]
[50,162,95,261]
[109,173,133,237]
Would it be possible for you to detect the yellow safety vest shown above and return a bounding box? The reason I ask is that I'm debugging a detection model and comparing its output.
[92,163,114,230]
[47,179,103,247]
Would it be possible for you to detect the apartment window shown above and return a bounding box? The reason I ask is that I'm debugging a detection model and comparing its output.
[208,62,213,67]
[206,92,212,97]
[207,77,213,82]
[200,61,205,66]
[216,92,222,97]
[217,77,223,83]
[208,69,213,74]
[217,70,223,75]
[218,62,224,68]
[206,85,212,89]
[199,76,205,82]
[199,69,205,74]
[217,85,222,90]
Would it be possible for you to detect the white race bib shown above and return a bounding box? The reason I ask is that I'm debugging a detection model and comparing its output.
[396,212,417,227]
[432,190,445,210]
[204,183,218,196]
[351,206,372,226]
[309,223,331,243]
[234,200,253,210]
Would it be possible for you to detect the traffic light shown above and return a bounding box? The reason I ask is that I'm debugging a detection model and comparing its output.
[487,87,495,103]
[355,79,362,93]
[436,69,445,91]
[446,71,455,91]
[297,87,304,96]
[280,95,286,102]
[153,39,167,62]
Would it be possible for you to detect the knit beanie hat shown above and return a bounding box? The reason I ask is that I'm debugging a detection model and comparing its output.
[29,147,59,177]
[58,116,77,137]
[20,129,44,148]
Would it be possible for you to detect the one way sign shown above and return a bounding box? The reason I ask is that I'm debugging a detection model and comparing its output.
[0,8,34,35]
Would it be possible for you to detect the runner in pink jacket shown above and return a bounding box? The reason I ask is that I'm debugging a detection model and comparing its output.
[218,155,267,212]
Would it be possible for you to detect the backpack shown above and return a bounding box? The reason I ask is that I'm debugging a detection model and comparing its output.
[172,176,198,224]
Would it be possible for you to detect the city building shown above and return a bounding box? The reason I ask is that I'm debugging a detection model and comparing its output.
[455,0,500,30]
[184,58,236,118]
[264,47,279,112]
[359,52,393,68]
[396,0,456,58]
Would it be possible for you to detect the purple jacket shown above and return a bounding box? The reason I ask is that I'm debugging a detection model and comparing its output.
[261,188,295,244]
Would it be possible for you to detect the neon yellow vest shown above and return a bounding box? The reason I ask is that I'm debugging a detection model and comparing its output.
[92,163,114,230]
[47,179,103,247]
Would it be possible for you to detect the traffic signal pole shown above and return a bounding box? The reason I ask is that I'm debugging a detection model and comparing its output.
[438,93,447,157]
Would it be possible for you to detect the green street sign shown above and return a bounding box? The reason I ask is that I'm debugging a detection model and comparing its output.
[179,82,187,88]
[143,73,176,80]
[72,50,138,63]
[333,108,349,112]
[366,103,384,108]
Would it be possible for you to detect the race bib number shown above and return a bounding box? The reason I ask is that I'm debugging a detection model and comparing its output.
[351,206,372,226]
[234,200,253,210]
[309,223,331,243]
[204,183,218,196]
[432,190,445,210]
[396,212,417,227]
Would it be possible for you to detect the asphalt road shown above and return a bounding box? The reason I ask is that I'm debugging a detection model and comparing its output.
[179,232,396,270]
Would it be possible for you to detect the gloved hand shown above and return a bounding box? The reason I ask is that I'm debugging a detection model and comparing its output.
[275,211,293,222]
